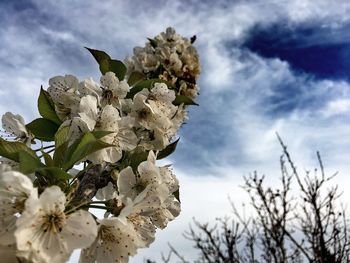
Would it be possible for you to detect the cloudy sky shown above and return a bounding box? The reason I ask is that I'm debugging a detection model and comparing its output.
[1,0,350,261]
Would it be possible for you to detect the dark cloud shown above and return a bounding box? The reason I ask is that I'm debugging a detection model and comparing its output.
[0,0,37,12]
[244,22,350,81]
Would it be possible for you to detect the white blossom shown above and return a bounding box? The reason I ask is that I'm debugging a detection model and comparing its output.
[150,196,181,229]
[86,104,121,164]
[78,78,102,101]
[131,89,172,132]
[1,112,33,145]
[0,166,37,245]
[118,152,180,229]
[47,75,81,120]
[78,95,100,131]
[117,152,166,201]
[100,72,130,107]
[79,217,149,263]
[130,83,185,150]
[95,182,118,201]
[125,27,201,98]
[0,157,19,171]
[148,83,177,116]
[15,186,98,263]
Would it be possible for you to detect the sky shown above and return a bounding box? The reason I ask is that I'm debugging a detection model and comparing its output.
[1,0,350,262]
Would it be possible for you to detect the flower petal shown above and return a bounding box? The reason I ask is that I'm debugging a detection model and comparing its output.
[62,209,98,250]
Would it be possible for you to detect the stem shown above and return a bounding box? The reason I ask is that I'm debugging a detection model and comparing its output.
[87,205,107,209]
[89,201,108,204]
[86,205,114,210]
[69,173,81,186]
[65,201,90,214]
[65,200,110,214]
[34,145,55,152]
[38,148,55,158]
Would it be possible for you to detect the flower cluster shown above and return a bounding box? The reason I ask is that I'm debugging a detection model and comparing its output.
[126,27,201,98]
[0,27,200,263]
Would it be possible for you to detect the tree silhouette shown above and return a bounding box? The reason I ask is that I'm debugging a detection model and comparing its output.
[149,138,350,263]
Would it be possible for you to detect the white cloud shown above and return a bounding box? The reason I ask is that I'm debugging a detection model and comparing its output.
[321,98,350,117]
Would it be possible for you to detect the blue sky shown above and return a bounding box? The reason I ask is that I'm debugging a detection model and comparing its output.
[1,0,350,261]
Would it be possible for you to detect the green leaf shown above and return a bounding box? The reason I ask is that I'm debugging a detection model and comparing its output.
[42,151,54,167]
[37,167,71,180]
[52,125,71,167]
[53,141,69,167]
[148,64,165,79]
[148,38,157,48]
[100,59,127,80]
[157,138,180,160]
[85,47,111,64]
[126,79,172,99]
[91,130,114,139]
[18,151,44,174]
[63,132,114,170]
[0,138,37,162]
[127,71,145,86]
[55,125,70,148]
[53,131,113,169]
[26,118,59,141]
[38,87,61,125]
[122,148,149,172]
[173,95,199,106]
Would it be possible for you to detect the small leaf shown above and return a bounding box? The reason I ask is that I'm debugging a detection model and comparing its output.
[157,138,180,160]
[0,138,37,162]
[53,141,69,167]
[126,79,172,99]
[100,59,127,80]
[148,38,157,48]
[37,167,71,180]
[53,130,113,169]
[148,64,165,79]
[26,118,59,141]
[85,47,111,64]
[173,95,199,106]
[190,35,197,44]
[42,151,54,167]
[91,130,114,139]
[53,125,70,167]
[122,148,149,172]
[38,87,61,125]
[19,151,44,174]
[55,125,70,148]
[127,71,145,86]
[63,132,114,170]
[99,59,110,75]
[126,83,149,99]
